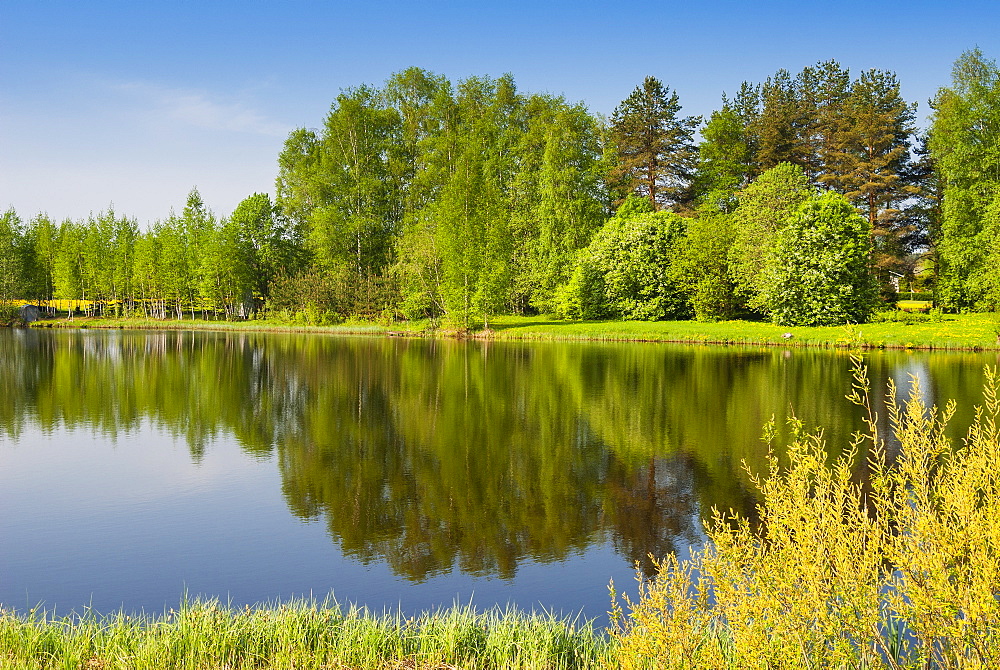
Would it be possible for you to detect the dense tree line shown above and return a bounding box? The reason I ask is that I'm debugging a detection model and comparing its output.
[4,52,999,326]
[1,189,296,319]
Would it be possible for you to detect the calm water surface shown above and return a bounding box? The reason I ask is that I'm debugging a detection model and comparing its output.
[1,329,996,621]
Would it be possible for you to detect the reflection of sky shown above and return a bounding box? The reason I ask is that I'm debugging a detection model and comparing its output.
[891,356,934,410]
[0,425,646,624]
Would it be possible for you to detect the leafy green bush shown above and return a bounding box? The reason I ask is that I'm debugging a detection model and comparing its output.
[556,202,690,321]
[554,258,606,320]
[729,163,813,310]
[0,303,25,327]
[672,212,737,322]
[758,192,879,326]
[689,276,735,323]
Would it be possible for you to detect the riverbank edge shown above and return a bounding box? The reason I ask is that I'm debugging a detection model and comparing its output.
[0,598,614,670]
[16,313,1000,351]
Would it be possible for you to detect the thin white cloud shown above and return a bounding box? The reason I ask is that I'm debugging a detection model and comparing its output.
[113,80,290,138]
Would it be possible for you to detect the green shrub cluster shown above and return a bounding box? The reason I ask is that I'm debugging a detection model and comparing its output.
[757,193,880,326]
[555,198,690,322]
[0,304,25,327]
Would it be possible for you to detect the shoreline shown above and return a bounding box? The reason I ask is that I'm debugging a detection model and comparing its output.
[0,598,612,670]
[14,312,1000,352]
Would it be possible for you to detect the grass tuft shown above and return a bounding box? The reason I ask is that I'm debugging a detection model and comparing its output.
[0,598,612,669]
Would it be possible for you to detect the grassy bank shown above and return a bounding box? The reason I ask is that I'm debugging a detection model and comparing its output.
[487,313,1000,349]
[25,312,1000,351]
[0,599,612,670]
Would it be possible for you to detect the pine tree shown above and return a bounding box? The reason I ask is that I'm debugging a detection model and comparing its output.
[898,135,942,292]
[803,60,852,188]
[755,69,810,172]
[608,76,699,211]
[833,69,916,275]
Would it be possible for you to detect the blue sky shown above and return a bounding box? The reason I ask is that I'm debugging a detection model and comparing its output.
[2,0,998,226]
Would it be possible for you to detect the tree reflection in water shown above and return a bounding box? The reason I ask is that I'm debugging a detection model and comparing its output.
[2,329,983,581]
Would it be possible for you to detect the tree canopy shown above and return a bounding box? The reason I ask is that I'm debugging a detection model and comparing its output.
[14,51,1000,327]
[608,77,700,212]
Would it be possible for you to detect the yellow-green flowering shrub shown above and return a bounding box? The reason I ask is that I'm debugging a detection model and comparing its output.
[612,358,1000,669]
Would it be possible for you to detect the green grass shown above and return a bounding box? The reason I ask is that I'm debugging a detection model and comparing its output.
[25,311,1000,351]
[0,597,613,669]
[486,313,1000,350]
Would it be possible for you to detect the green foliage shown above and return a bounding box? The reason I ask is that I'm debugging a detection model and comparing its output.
[613,193,654,219]
[754,68,808,172]
[229,193,295,300]
[553,258,606,320]
[386,74,607,327]
[758,192,879,326]
[931,49,1000,311]
[300,86,402,278]
[834,70,916,229]
[0,208,26,302]
[52,220,82,302]
[695,60,920,282]
[157,213,192,318]
[693,105,755,212]
[395,216,445,319]
[517,98,608,313]
[968,191,1000,310]
[559,207,690,321]
[0,303,24,327]
[428,75,517,328]
[21,213,58,302]
[0,62,938,325]
[268,269,347,321]
[672,211,737,322]
[729,163,813,310]
[869,309,931,324]
[44,209,140,315]
[608,76,700,211]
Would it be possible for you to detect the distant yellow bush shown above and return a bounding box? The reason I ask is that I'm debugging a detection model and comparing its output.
[611,357,1000,669]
